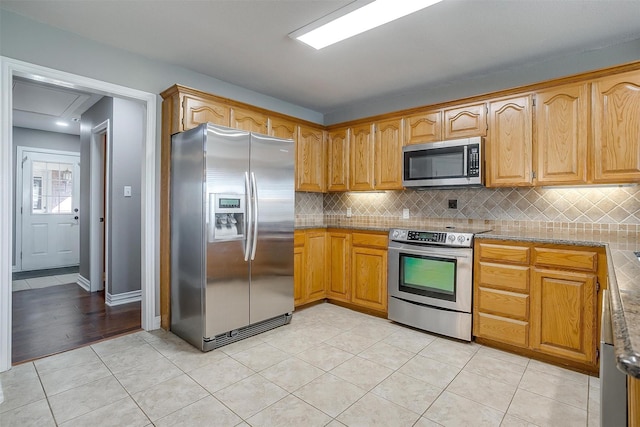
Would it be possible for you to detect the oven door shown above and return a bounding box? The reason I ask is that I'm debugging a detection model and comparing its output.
[388,241,472,313]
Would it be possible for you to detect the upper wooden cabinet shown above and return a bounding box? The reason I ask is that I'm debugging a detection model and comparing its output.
[592,70,640,183]
[487,95,533,187]
[269,117,297,140]
[444,102,487,139]
[535,83,589,185]
[350,124,375,191]
[374,118,404,190]
[404,110,442,145]
[327,127,350,192]
[296,125,326,192]
[230,106,268,133]
[183,95,230,129]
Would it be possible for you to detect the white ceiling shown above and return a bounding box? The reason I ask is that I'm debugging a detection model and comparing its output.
[3,0,640,117]
[12,77,103,135]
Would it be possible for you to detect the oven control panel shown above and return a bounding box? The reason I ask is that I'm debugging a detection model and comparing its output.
[389,228,474,247]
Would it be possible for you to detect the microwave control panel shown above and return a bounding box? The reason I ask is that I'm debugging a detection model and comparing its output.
[467,144,480,177]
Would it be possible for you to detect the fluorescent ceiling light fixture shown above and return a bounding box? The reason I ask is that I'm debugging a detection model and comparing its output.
[291,0,443,50]
[55,121,69,127]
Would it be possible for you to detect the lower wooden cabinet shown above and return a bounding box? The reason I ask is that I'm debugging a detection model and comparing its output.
[351,246,387,312]
[294,229,388,314]
[294,229,326,306]
[326,231,351,302]
[530,268,597,365]
[474,239,604,371]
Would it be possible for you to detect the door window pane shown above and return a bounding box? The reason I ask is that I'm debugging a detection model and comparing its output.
[31,161,74,214]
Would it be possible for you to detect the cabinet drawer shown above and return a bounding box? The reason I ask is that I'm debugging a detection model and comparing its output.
[477,262,529,292]
[478,243,530,264]
[352,232,388,248]
[533,247,598,272]
[475,313,529,347]
[477,287,528,320]
[294,231,305,246]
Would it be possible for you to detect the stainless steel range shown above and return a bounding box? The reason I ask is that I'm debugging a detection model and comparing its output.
[387,227,489,341]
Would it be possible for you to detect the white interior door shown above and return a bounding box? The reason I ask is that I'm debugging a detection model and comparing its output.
[21,151,80,271]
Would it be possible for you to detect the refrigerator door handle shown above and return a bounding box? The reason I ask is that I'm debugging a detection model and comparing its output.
[244,171,252,261]
[250,172,259,261]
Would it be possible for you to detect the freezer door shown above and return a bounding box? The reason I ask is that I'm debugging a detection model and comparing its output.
[249,133,295,324]
[204,125,251,338]
[170,126,206,349]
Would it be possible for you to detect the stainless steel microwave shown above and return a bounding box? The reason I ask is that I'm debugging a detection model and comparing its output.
[402,137,484,188]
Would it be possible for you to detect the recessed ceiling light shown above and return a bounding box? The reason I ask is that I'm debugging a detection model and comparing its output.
[55,121,69,127]
[290,0,443,50]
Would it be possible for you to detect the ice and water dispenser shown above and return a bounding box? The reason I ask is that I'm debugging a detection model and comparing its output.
[208,194,245,242]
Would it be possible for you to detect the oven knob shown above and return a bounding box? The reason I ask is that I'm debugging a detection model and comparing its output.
[447,234,456,243]
[392,230,401,239]
[457,235,466,243]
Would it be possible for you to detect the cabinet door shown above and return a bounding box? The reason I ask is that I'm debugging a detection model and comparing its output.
[404,111,442,145]
[350,124,375,191]
[327,128,349,192]
[269,117,297,141]
[326,232,351,302]
[296,125,326,192]
[230,106,268,133]
[530,268,597,365]
[305,231,326,302]
[535,83,589,185]
[183,95,230,129]
[592,71,640,183]
[487,95,533,187]
[351,246,387,312]
[294,245,305,306]
[444,102,487,139]
[374,118,403,190]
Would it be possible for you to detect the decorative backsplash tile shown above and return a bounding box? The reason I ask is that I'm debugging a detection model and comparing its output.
[323,185,640,224]
[296,185,640,232]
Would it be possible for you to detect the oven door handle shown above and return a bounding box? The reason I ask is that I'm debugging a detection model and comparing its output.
[388,244,471,259]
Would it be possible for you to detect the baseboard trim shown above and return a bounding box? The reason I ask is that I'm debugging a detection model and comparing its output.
[76,275,90,292]
[106,290,142,306]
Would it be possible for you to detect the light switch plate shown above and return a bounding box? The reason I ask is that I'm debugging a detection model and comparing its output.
[124,186,132,197]
[402,208,410,219]
[346,207,352,218]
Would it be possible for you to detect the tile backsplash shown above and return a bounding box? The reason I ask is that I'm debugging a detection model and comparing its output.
[297,185,640,232]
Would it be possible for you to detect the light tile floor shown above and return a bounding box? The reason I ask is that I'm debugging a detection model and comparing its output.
[0,302,601,426]
[12,273,79,292]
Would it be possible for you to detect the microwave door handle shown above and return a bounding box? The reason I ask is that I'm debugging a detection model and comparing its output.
[463,147,468,177]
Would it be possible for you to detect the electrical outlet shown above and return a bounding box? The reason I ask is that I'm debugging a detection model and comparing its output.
[346,207,352,218]
[448,199,457,209]
[402,208,410,219]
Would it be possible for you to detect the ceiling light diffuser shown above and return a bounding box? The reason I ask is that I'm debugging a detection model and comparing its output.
[55,121,69,127]
[291,0,443,50]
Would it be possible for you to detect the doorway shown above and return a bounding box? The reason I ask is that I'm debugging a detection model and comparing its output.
[0,57,157,372]
[15,147,81,272]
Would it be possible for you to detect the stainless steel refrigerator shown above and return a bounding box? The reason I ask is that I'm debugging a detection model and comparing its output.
[170,123,294,351]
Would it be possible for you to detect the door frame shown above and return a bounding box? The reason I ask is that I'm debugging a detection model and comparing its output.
[90,121,110,293]
[0,56,158,372]
[14,146,81,272]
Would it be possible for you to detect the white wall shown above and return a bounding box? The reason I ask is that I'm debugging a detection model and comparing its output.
[12,127,80,265]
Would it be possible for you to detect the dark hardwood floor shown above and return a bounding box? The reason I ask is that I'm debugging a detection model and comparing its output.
[12,283,141,364]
